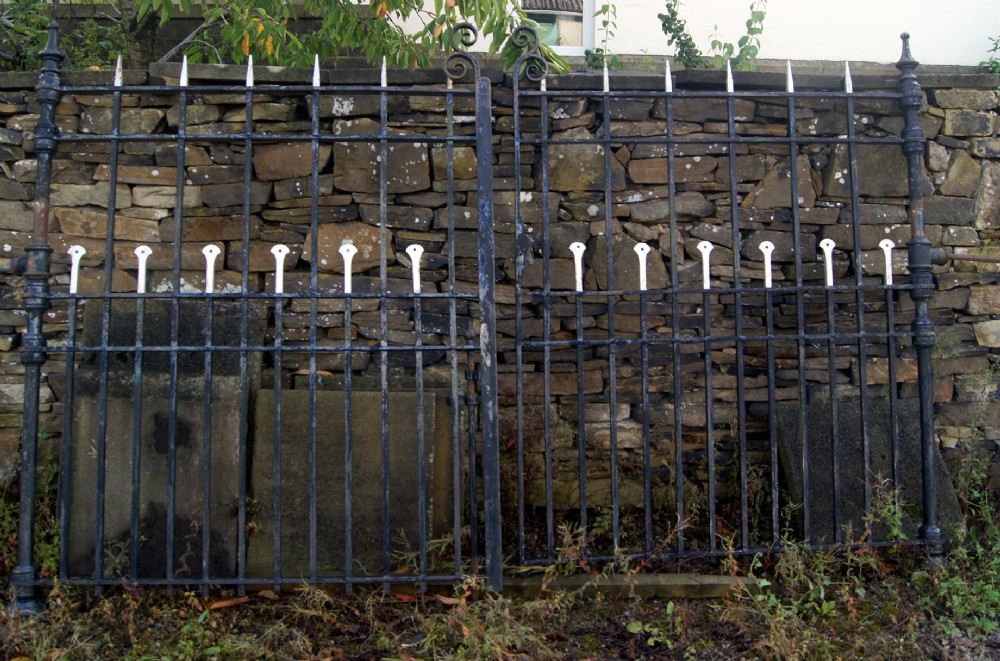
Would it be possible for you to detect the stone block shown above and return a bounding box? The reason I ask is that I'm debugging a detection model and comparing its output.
[939,151,981,197]
[252,142,333,181]
[332,119,430,194]
[974,161,1000,229]
[932,89,997,110]
[247,389,453,577]
[777,399,961,544]
[943,110,994,137]
[546,127,626,192]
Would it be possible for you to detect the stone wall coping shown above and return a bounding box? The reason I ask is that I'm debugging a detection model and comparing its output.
[2,58,996,92]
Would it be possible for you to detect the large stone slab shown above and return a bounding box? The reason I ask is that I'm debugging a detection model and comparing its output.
[67,300,266,579]
[247,389,454,578]
[777,399,961,544]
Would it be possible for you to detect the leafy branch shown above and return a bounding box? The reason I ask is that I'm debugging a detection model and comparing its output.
[659,0,767,70]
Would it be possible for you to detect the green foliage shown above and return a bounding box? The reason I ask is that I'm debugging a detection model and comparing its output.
[982,35,1000,74]
[658,0,705,68]
[0,453,60,583]
[0,0,50,72]
[136,0,568,72]
[659,0,767,70]
[0,0,127,72]
[584,2,621,71]
[916,449,1000,637]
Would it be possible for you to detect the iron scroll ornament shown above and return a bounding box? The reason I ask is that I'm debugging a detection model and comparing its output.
[511,24,548,82]
[444,22,480,82]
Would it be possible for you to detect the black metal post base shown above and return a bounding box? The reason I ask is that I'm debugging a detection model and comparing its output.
[9,565,42,614]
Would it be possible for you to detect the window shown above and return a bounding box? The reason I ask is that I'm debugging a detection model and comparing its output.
[524,0,593,56]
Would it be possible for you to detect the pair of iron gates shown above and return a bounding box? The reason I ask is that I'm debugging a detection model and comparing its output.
[11,23,943,608]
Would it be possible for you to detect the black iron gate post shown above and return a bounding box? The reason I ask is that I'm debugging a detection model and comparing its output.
[446,25,502,590]
[897,34,944,561]
[11,22,62,613]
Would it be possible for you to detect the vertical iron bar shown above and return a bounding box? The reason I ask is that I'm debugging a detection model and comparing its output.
[602,85,620,551]
[787,84,810,544]
[475,74,502,591]
[539,87,555,561]
[845,88,873,523]
[897,34,943,560]
[665,92,685,555]
[445,84,463,578]
[13,22,62,613]
[235,74,255,595]
[826,280,842,542]
[379,75,391,588]
[166,71,190,590]
[309,79,321,584]
[726,87,749,551]
[512,74,527,566]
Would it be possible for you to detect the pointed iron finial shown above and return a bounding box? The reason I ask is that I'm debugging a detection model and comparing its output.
[179,55,188,87]
[114,56,123,87]
[41,21,64,65]
[381,56,387,87]
[785,61,794,93]
[665,60,673,93]
[726,60,734,94]
[900,32,914,64]
[844,61,853,94]
[312,54,320,88]
[246,54,254,87]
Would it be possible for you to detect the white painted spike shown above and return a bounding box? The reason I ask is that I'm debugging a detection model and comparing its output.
[271,244,290,294]
[202,244,221,294]
[406,244,424,294]
[786,61,794,93]
[759,241,775,289]
[540,77,546,92]
[381,56,387,87]
[819,238,836,287]
[879,239,895,286]
[697,241,714,290]
[179,55,188,87]
[664,60,673,93]
[845,61,854,94]
[603,60,609,93]
[246,54,254,87]
[313,54,321,88]
[68,245,86,294]
[726,60,734,93]
[569,242,587,292]
[633,243,650,291]
[134,245,152,294]
[114,56,123,87]
[339,241,358,294]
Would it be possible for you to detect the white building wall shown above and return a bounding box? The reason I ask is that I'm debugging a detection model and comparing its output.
[429,0,1000,66]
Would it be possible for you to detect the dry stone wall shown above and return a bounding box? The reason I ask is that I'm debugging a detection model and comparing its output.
[1,64,999,510]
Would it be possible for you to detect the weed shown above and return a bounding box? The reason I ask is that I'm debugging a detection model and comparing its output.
[584,2,621,71]
[981,35,1000,74]
[659,0,768,70]
[916,448,1000,637]
[419,576,557,659]
[0,452,61,584]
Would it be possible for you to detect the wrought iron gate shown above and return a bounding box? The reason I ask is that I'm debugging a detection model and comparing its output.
[10,23,942,610]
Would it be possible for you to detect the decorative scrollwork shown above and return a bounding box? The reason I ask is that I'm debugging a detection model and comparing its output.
[444,22,480,82]
[511,24,548,83]
[511,24,539,52]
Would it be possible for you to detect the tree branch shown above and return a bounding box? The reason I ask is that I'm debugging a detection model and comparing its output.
[157,17,217,63]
